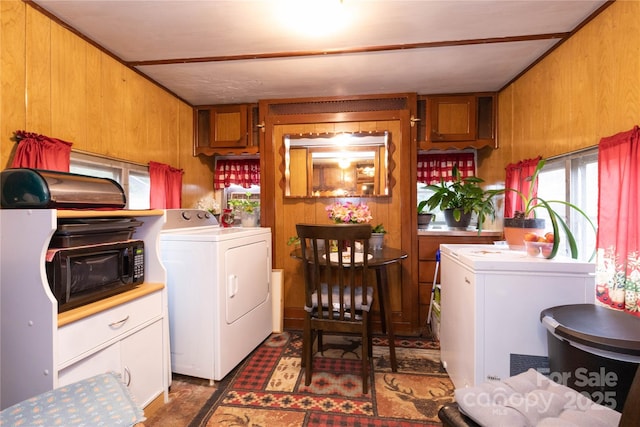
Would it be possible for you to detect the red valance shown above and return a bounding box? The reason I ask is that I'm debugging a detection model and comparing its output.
[214,158,260,189]
[417,153,475,184]
[11,130,72,171]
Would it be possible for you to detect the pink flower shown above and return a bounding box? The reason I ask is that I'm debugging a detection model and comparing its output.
[326,202,372,224]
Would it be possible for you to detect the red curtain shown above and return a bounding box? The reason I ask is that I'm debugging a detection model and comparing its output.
[417,153,475,185]
[149,161,183,209]
[213,158,260,189]
[11,130,72,171]
[595,126,640,316]
[503,157,541,218]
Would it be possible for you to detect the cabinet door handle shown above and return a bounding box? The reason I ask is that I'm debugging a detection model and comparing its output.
[464,277,471,284]
[109,315,130,328]
[124,366,131,386]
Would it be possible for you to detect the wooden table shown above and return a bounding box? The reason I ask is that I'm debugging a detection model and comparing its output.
[291,246,408,371]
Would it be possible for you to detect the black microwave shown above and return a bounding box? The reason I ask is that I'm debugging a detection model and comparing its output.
[45,240,145,312]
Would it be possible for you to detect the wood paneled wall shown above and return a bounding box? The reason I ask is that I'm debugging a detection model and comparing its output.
[265,115,417,334]
[0,1,213,208]
[479,0,640,188]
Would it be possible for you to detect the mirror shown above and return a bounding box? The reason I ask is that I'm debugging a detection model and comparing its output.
[284,131,391,198]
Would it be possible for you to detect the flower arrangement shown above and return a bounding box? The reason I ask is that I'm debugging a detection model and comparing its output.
[326,201,373,224]
[196,194,221,215]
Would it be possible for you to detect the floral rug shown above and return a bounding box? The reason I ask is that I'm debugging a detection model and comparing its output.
[145,331,453,426]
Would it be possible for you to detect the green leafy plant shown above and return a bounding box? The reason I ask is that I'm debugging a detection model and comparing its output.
[423,166,503,232]
[227,192,260,214]
[287,236,300,246]
[505,159,596,259]
[417,200,429,214]
[372,223,387,234]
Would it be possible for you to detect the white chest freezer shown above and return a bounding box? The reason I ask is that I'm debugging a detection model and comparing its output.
[439,244,595,389]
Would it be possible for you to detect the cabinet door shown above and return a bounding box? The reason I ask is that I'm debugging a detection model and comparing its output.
[427,95,477,142]
[210,104,248,147]
[57,320,164,407]
[195,104,260,155]
[121,320,164,407]
[58,344,121,387]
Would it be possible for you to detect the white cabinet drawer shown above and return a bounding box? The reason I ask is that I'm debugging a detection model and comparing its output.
[58,292,162,366]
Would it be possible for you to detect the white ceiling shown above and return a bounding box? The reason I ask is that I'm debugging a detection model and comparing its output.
[32,0,609,106]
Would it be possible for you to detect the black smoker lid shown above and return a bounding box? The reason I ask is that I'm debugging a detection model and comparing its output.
[540,304,640,356]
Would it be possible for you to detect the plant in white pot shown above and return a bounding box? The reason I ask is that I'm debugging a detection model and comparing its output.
[371,223,387,250]
[423,166,503,232]
[504,159,596,259]
[228,192,260,227]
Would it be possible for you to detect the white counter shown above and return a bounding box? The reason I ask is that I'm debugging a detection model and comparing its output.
[417,227,503,237]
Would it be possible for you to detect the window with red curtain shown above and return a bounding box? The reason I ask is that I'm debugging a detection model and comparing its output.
[503,157,541,218]
[11,131,73,171]
[417,152,475,184]
[214,158,260,189]
[595,126,640,316]
[149,161,183,209]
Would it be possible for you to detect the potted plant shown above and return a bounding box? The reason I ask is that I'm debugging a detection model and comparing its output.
[227,192,260,227]
[423,166,503,232]
[417,201,435,229]
[504,159,596,259]
[371,223,386,250]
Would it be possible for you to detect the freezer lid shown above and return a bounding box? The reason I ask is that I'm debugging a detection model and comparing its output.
[439,244,595,274]
[540,304,640,356]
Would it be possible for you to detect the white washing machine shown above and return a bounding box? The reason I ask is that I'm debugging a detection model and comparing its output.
[160,209,272,384]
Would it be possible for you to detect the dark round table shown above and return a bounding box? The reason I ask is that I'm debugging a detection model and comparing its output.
[291,246,408,371]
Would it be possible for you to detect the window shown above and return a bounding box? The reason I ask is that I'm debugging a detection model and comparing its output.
[536,148,598,261]
[70,152,150,209]
[417,150,478,227]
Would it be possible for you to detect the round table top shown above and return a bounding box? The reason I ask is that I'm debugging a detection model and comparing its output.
[290,246,407,267]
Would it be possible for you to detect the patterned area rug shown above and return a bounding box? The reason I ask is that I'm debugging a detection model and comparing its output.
[145,331,454,426]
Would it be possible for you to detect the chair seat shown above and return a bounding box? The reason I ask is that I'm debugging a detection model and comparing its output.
[304,283,374,314]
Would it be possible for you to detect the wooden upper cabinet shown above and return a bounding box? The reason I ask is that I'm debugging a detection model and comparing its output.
[418,93,497,150]
[194,104,259,156]
[428,95,477,142]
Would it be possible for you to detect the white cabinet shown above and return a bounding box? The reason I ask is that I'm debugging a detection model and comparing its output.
[121,320,164,406]
[0,209,169,410]
[439,244,595,389]
[57,300,165,408]
[57,291,163,366]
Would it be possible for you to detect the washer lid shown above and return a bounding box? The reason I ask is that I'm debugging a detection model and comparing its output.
[160,225,270,242]
[540,304,640,356]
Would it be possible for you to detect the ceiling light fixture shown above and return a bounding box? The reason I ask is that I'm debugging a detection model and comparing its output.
[276,0,349,38]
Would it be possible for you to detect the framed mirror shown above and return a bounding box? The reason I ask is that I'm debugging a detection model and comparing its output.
[284,131,391,198]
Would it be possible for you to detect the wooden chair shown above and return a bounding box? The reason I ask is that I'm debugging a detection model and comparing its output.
[296,223,373,393]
